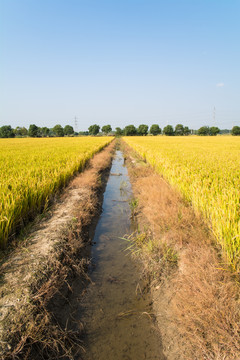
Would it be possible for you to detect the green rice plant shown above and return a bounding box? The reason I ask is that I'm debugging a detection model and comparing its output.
[129,198,138,217]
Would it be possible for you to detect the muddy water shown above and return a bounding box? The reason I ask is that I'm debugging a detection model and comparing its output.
[77,151,165,360]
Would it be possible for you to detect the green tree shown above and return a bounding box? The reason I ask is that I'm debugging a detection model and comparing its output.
[102,125,112,134]
[28,124,39,137]
[115,127,123,136]
[149,124,161,135]
[21,127,28,136]
[232,126,240,136]
[36,127,43,137]
[48,128,55,137]
[64,125,74,136]
[53,124,64,137]
[137,124,148,136]
[175,124,184,136]
[14,126,28,137]
[14,126,21,136]
[209,126,220,136]
[0,125,15,138]
[183,126,191,135]
[41,127,50,137]
[163,125,174,136]
[198,126,209,136]
[124,125,137,136]
[88,124,100,135]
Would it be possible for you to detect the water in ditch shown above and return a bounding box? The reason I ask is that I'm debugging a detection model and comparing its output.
[77,150,165,360]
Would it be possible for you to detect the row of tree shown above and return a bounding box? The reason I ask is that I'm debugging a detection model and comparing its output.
[0,124,75,138]
[196,126,240,136]
[82,124,240,136]
[0,124,240,138]
[89,124,207,136]
[86,124,240,136]
[87,124,191,136]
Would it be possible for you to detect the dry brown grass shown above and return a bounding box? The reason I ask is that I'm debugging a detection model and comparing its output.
[172,242,240,359]
[122,139,240,360]
[71,140,115,190]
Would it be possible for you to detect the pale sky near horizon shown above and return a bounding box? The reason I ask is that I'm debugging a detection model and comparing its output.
[1,0,240,131]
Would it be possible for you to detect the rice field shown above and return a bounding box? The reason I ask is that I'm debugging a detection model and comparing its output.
[0,137,112,248]
[123,136,240,271]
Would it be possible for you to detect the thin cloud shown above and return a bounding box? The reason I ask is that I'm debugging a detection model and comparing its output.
[216,83,224,87]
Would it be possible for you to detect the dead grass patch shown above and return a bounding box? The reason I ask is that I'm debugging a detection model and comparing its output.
[172,242,240,359]
[121,139,240,360]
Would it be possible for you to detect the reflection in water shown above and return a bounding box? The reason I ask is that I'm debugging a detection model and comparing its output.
[77,151,165,360]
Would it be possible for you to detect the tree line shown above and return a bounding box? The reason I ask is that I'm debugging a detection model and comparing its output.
[87,124,240,136]
[0,123,240,138]
[0,124,75,138]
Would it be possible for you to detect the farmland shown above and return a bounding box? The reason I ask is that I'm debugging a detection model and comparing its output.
[1,135,240,359]
[123,136,240,271]
[0,137,112,248]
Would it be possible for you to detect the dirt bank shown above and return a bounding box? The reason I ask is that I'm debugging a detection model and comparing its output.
[0,140,115,359]
[121,139,240,360]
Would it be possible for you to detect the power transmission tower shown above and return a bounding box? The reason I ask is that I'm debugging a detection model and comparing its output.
[74,116,78,133]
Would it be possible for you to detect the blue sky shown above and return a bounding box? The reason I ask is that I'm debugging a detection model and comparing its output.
[1,0,240,131]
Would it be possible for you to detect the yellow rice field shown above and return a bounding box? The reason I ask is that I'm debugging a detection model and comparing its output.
[123,136,240,271]
[0,137,112,248]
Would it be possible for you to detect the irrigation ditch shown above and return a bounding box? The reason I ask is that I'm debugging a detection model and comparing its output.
[62,148,165,360]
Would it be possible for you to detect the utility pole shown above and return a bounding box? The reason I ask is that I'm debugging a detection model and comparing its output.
[74,116,78,133]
